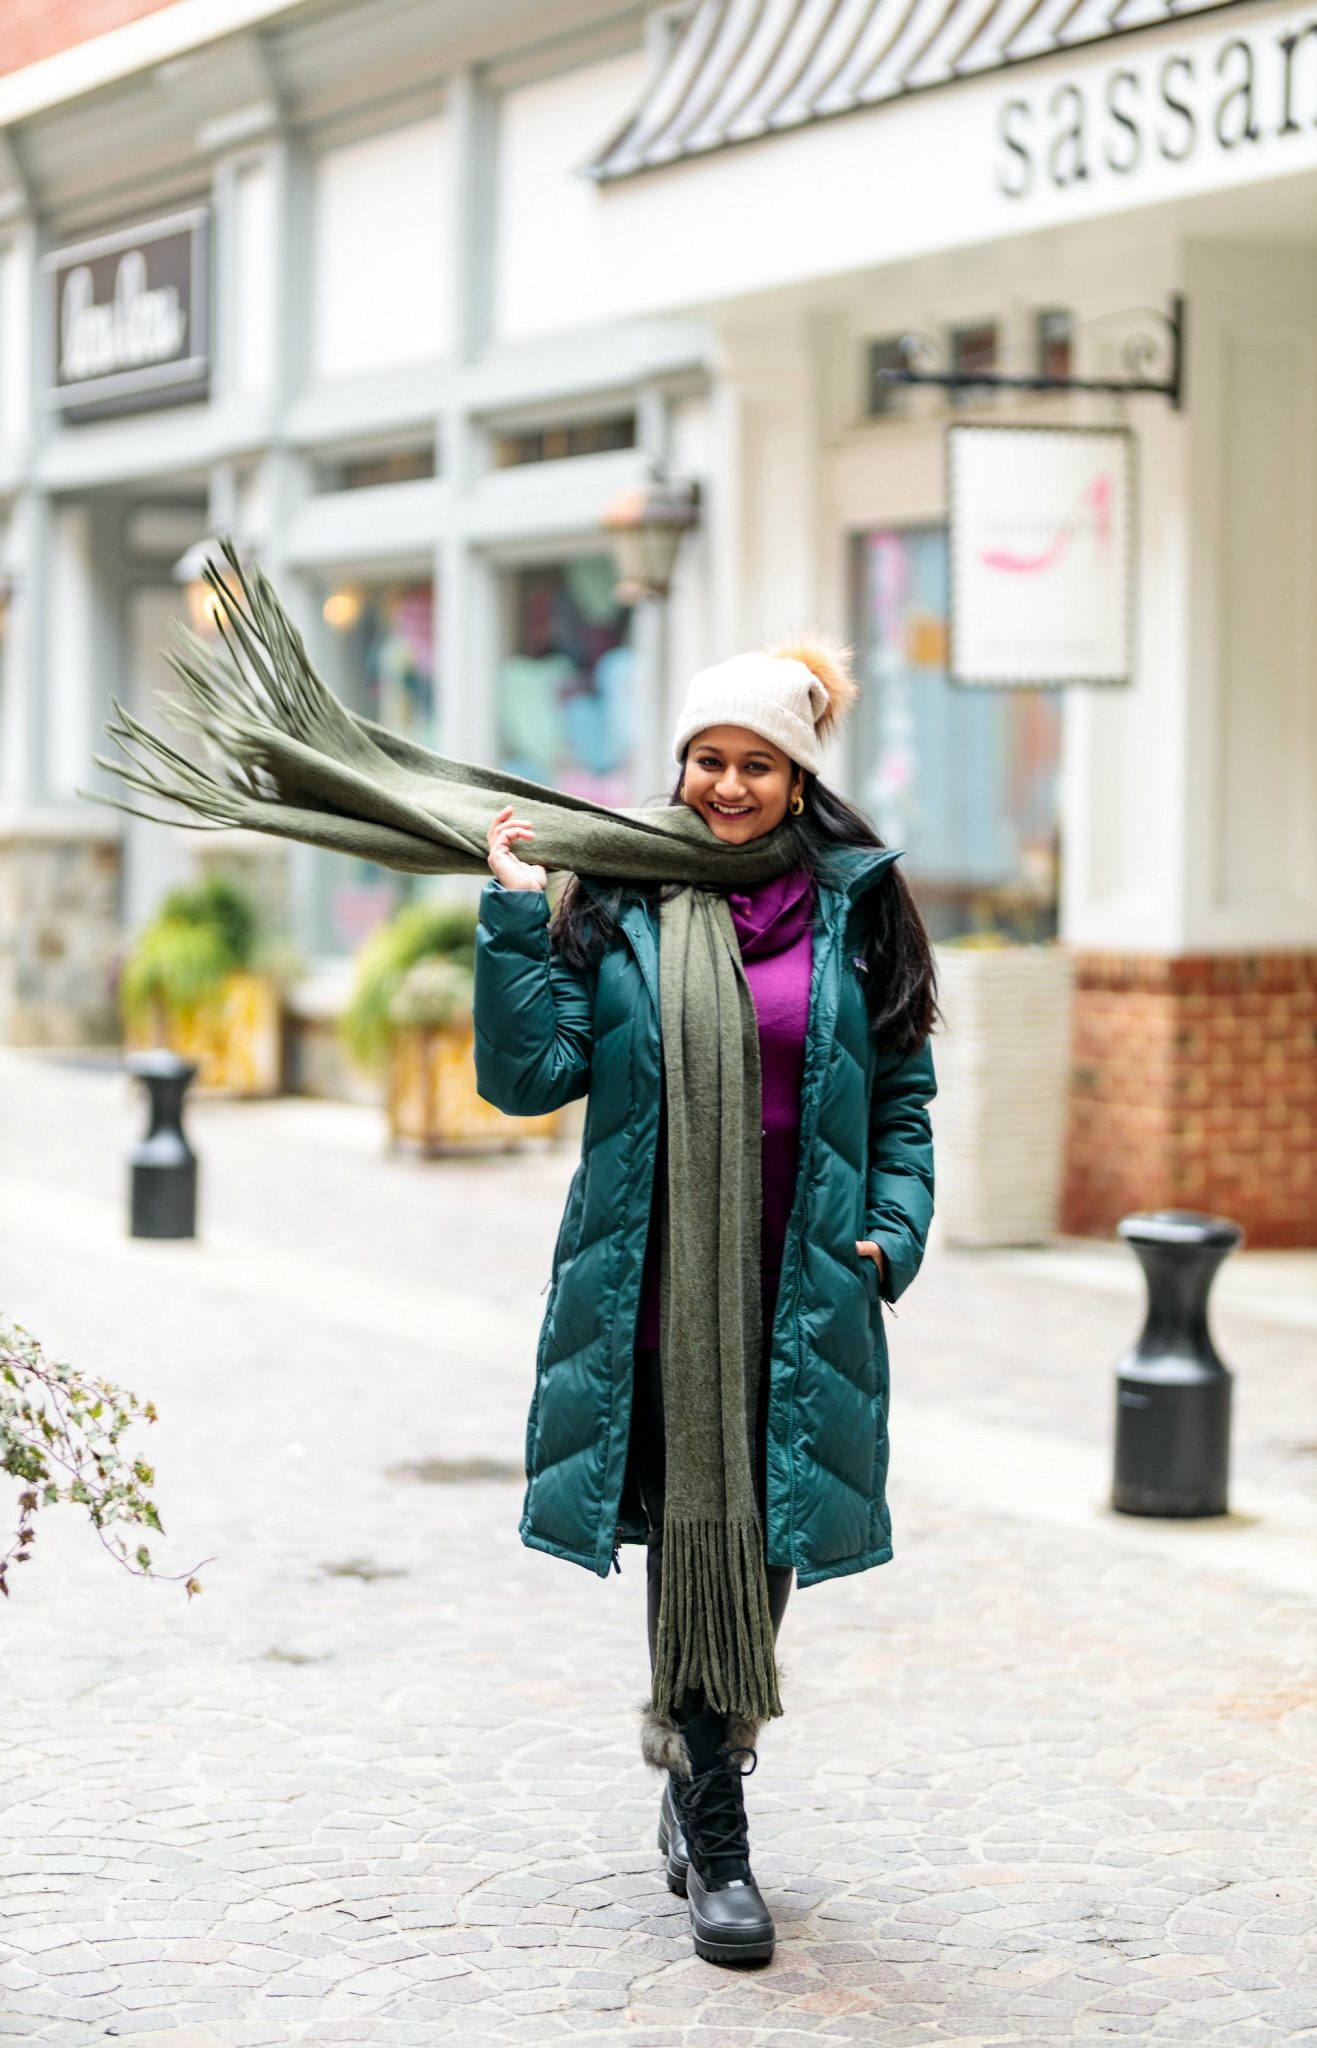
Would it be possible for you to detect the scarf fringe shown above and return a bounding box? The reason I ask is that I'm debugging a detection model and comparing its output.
[650,1512,784,1725]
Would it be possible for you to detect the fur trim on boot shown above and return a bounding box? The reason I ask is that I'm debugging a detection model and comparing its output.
[724,1711,762,1754]
[638,1701,692,1779]
[639,1677,786,1778]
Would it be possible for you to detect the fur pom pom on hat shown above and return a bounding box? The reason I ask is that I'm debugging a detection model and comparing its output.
[671,632,859,776]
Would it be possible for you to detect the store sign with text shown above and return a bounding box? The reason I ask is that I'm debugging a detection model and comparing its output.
[43,208,209,419]
[947,425,1134,689]
[995,6,1317,201]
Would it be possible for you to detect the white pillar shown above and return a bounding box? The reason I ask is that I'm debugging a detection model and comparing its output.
[1180,240,1317,954]
[1062,238,1317,957]
[711,321,822,651]
[1060,392,1191,952]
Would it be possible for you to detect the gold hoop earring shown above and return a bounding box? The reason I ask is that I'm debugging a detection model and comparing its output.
[789,791,805,816]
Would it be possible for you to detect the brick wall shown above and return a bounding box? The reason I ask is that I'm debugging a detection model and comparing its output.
[0,0,180,77]
[1063,953,1317,1249]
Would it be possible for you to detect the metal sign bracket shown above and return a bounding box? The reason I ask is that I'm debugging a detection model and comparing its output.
[878,295,1185,412]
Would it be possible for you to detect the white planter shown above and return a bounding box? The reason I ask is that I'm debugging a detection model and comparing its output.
[930,944,1076,1248]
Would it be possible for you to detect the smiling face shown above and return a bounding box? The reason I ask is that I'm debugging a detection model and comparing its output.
[679,724,804,843]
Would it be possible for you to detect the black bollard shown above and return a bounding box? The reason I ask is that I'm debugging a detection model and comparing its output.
[127,1050,199,1240]
[1112,1209,1243,1518]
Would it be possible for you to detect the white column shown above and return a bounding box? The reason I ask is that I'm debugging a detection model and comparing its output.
[0,212,54,813]
[0,490,47,809]
[1180,240,1317,954]
[1062,238,1317,957]
[442,71,497,777]
[664,386,715,768]
[709,321,822,652]
[1059,393,1192,952]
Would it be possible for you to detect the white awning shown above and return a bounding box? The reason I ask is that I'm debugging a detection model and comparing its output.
[585,0,1246,180]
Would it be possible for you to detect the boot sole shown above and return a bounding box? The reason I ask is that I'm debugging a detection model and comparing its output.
[689,1918,775,1966]
[656,1810,690,1896]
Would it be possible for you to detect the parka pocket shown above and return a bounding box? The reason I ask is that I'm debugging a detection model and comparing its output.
[853,1242,882,1301]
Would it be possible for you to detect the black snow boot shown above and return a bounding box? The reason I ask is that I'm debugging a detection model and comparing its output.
[640,1702,693,1890]
[677,1705,775,1965]
[656,1774,690,1891]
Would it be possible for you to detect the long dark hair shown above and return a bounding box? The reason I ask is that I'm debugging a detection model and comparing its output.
[549,765,941,1057]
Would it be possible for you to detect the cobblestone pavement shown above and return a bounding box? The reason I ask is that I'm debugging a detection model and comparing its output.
[1,1050,1314,2048]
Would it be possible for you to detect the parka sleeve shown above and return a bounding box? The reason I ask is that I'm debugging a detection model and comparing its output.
[864,1036,937,1305]
[473,881,594,1115]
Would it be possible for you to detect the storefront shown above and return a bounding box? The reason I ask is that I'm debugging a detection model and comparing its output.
[0,0,1312,1241]
[560,0,1315,1246]
[0,1,686,1047]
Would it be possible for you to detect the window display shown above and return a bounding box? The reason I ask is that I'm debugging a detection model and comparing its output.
[497,558,634,807]
[312,577,436,954]
[853,526,1061,941]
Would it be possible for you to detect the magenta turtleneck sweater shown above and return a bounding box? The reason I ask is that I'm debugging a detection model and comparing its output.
[636,866,816,1351]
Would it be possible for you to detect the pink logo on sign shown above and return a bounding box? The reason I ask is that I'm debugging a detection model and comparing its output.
[980,474,1111,575]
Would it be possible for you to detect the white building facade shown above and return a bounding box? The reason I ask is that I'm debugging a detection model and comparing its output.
[0,0,1313,1241]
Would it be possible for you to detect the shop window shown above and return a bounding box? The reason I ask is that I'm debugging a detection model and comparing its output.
[497,559,634,807]
[313,443,436,493]
[1035,308,1073,381]
[311,578,436,954]
[948,320,998,408]
[492,414,635,469]
[852,526,1060,942]
[866,336,911,418]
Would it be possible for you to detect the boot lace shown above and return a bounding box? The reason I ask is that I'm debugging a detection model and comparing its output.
[683,1743,757,1884]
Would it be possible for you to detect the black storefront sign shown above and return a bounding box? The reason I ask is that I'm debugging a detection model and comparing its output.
[43,208,210,420]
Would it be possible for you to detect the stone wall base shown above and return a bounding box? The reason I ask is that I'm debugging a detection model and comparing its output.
[0,819,122,1046]
[1063,952,1317,1249]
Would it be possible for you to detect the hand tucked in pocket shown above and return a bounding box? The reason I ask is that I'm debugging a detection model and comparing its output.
[856,1240,887,1286]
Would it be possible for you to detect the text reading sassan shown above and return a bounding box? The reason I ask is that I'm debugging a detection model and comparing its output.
[996,14,1317,197]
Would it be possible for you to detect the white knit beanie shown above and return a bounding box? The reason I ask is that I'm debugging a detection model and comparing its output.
[671,637,858,776]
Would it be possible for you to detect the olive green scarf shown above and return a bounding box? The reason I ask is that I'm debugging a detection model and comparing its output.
[85,541,786,1725]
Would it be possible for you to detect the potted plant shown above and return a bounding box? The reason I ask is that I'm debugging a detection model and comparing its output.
[120,875,282,1095]
[342,900,563,1151]
[930,932,1076,1247]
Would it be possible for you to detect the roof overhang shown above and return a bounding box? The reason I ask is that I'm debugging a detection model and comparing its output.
[585,0,1257,181]
[562,0,1317,325]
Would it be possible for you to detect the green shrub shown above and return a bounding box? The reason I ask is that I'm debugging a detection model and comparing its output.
[159,875,258,969]
[342,901,479,1071]
[387,956,475,1033]
[119,875,263,1030]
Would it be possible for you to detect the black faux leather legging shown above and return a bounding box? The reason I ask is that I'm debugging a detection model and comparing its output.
[630,1342,794,1709]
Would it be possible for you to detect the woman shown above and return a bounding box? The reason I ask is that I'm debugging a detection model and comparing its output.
[87,559,933,1970]
[473,637,938,1969]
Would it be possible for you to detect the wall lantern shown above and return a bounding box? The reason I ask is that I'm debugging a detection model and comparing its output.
[172,536,243,636]
[604,474,700,603]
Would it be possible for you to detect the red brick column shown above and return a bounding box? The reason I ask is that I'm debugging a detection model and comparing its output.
[1062,953,1317,1248]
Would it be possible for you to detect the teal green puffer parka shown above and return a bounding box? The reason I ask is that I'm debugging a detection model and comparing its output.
[473,844,936,1591]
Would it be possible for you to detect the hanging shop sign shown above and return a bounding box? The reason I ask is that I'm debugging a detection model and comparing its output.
[42,208,209,419]
[947,424,1135,688]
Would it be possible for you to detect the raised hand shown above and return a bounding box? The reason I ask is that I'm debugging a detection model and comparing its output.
[486,803,548,892]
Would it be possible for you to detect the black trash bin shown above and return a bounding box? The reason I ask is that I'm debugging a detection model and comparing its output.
[127,1050,199,1240]
[1112,1209,1243,1518]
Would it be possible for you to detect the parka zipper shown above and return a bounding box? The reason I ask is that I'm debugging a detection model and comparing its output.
[779,855,903,1563]
[600,896,659,1582]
